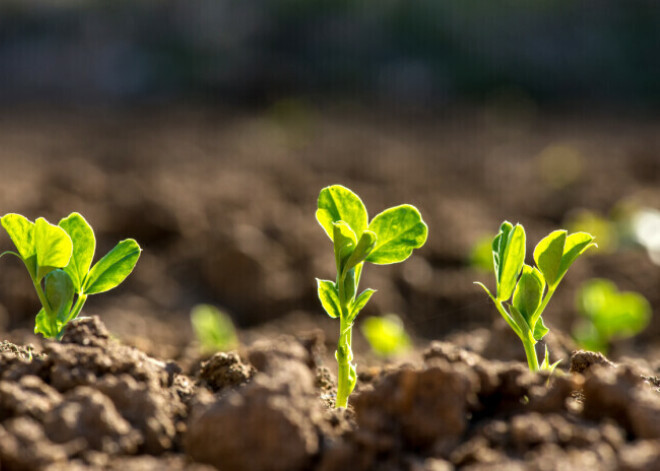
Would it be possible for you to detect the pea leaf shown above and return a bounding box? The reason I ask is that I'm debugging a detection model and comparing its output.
[317,185,368,241]
[333,221,357,272]
[34,218,73,281]
[1,213,35,260]
[34,308,60,338]
[344,230,377,272]
[533,230,567,287]
[59,212,96,293]
[509,304,533,341]
[557,232,596,282]
[44,269,75,324]
[317,279,341,318]
[83,239,141,295]
[512,264,544,325]
[349,288,376,321]
[533,316,549,341]
[366,205,428,264]
[494,222,526,301]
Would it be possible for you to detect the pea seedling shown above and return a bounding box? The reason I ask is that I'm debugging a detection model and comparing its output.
[190,304,239,353]
[316,185,427,408]
[1,213,141,339]
[573,279,651,353]
[360,313,411,358]
[475,221,596,372]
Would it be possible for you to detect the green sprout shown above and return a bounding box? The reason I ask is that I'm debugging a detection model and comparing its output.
[475,221,596,372]
[360,313,411,358]
[0,213,141,340]
[190,304,239,353]
[573,279,651,354]
[316,185,427,408]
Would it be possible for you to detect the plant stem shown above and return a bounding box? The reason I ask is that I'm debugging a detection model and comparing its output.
[522,338,539,371]
[68,294,88,323]
[32,279,57,335]
[335,314,352,408]
[334,265,362,409]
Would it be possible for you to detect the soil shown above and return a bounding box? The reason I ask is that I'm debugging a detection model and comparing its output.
[1,107,660,470]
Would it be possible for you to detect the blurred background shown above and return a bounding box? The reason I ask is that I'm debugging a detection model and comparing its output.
[0,0,659,362]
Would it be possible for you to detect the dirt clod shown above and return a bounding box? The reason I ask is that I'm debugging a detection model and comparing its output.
[198,351,255,392]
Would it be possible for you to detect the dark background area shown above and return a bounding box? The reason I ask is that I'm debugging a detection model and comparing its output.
[0,0,658,361]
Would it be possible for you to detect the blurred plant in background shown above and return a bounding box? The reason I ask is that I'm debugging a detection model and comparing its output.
[360,314,411,358]
[573,279,651,354]
[190,304,238,353]
[469,234,496,272]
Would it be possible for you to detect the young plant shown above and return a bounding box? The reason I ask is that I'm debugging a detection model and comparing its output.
[360,313,411,358]
[316,185,427,408]
[1,212,141,339]
[573,279,651,353]
[190,304,239,353]
[475,221,596,372]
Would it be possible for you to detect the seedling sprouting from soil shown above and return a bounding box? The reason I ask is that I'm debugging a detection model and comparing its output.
[573,279,651,353]
[190,304,239,353]
[476,221,596,372]
[316,185,427,408]
[360,313,411,358]
[1,213,141,340]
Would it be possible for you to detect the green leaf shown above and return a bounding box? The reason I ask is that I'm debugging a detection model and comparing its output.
[539,345,561,373]
[533,316,550,341]
[190,304,238,352]
[35,308,52,337]
[534,230,595,288]
[512,265,544,324]
[59,213,96,293]
[317,185,368,241]
[509,304,533,341]
[494,222,526,301]
[34,308,60,338]
[350,288,376,321]
[1,213,35,260]
[492,221,512,283]
[317,279,341,319]
[333,221,357,272]
[344,230,377,272]
[533,230,567,287]
[44,269,75,324]
[557,232,596,283]
[365,205,428,264]
[34,218,73,281]
[83,239,141,295]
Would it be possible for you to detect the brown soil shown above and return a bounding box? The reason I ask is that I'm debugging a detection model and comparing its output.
[1,316,659,470]
[1,108,660,470]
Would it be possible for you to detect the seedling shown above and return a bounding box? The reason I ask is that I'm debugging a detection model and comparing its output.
[0,213,141,339]
[360,313,411,358]
[190,304,239,353]
[573,279,651,353]
[475,221,596,372]
[316,185,427,408]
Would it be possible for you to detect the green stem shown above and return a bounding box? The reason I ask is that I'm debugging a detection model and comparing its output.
[334,264,363,409]
[68,294,88,323]
[335,314,352,408]
[495,300,522,339]
[531,285,556,325]
[522,338,539,372]
[32,279,57,335]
